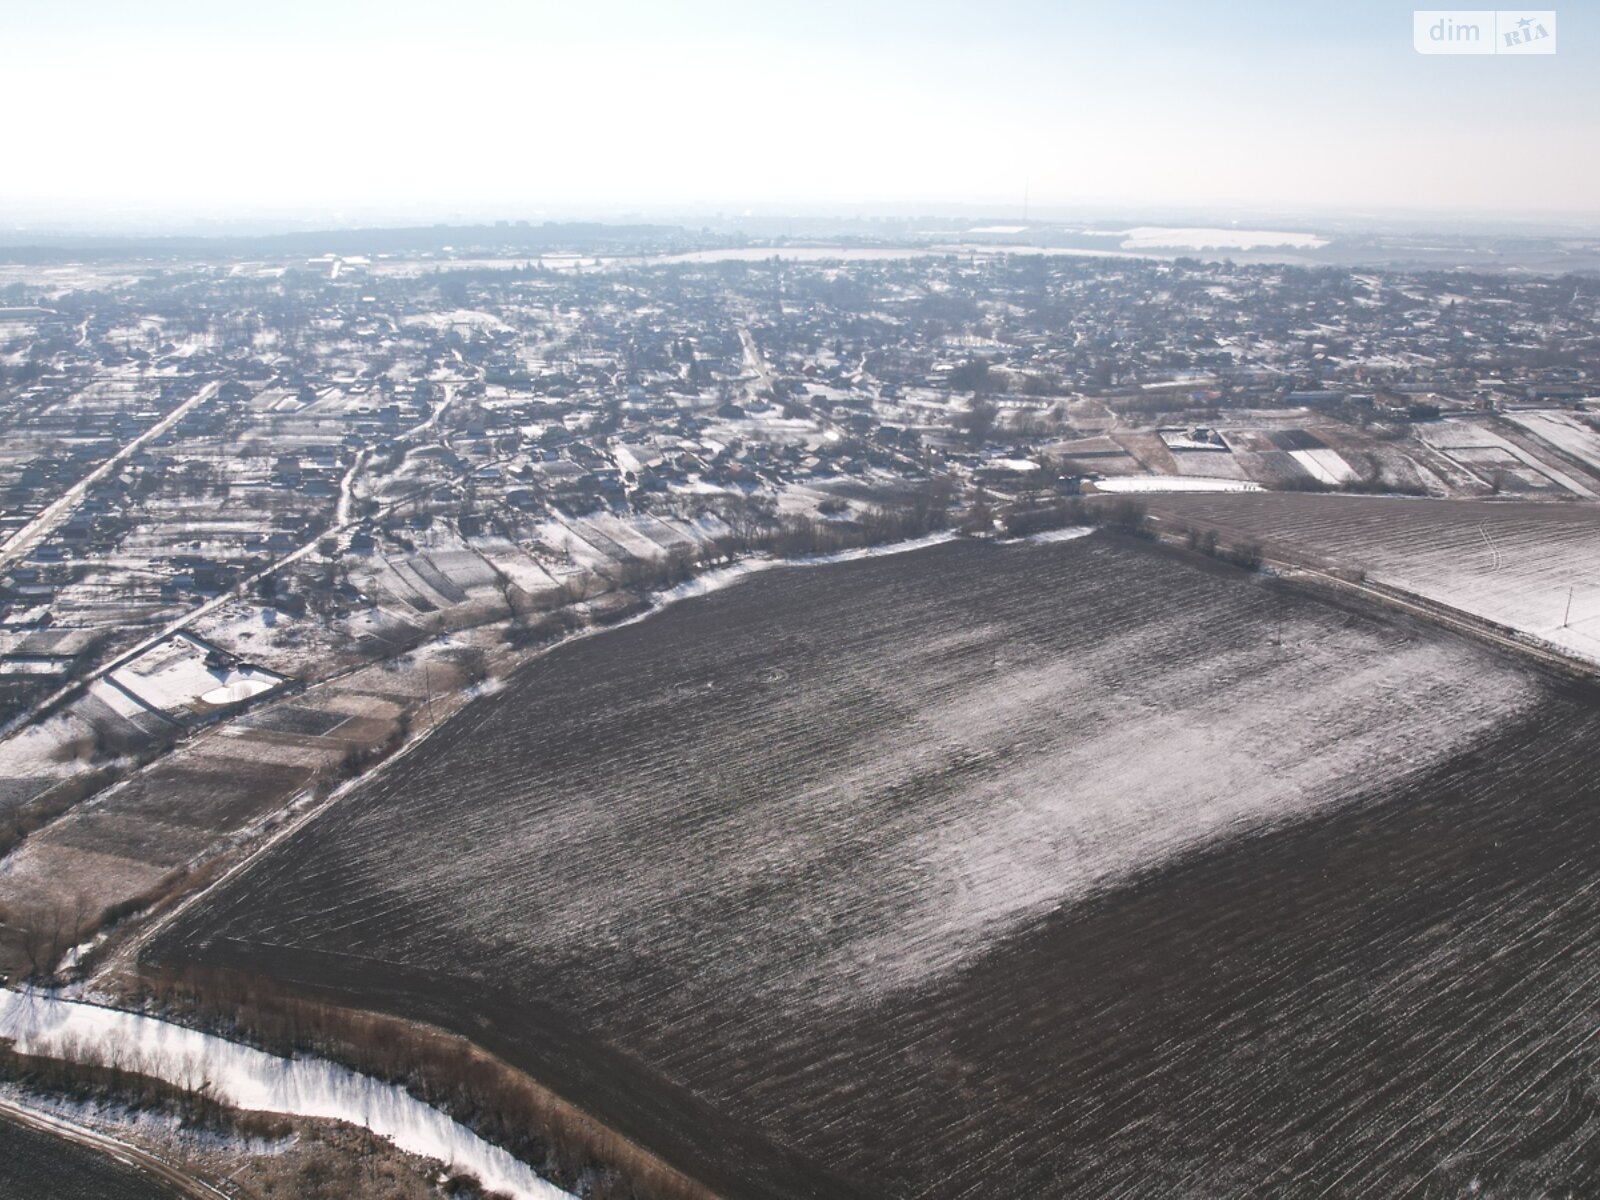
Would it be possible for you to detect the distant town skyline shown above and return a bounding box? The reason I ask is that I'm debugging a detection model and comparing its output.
[6,0,1597,224]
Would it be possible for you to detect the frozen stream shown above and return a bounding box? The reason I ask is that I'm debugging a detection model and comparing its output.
[0,988,572,1200]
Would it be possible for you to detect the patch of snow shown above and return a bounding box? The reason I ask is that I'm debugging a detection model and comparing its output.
[108,634,284,715]
[1503,411,1600,476]
[198,678,277,706]
[1420,419,1596,497]
[1289,448,1358,486]
[1117,226,1329,251]
[1018,526,1095,545]
[653,532,961,604]
[1094,476,1264,494]
[0,989,572,1200]
[88,678,151,720]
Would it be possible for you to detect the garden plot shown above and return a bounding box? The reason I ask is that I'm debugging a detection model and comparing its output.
[1312,430,1445,493]
[529,514,686,575]
[334,605,426,660]
[467,537,560,594]
[0,709,105,784]
[0,737,322,927]
[401,309,514,334]
[1168,447,1250,479]
[1288,447,1357,485]
[192,593,433,681]
[153,534,1577,1200]
[107,633,286,719]
[1417,418,1595,497]
[570,512,682,561]
[236,703,352,738]
[421,548,501,593]
[1042,435,1143,475]
[1504,409,1600,476]
[190,604,320,676]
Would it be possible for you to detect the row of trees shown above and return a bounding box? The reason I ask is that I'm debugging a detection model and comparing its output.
[997,495,1152,539]
[497,488,956,648]
[141,965,715,1200]
[0,1031,289,1136]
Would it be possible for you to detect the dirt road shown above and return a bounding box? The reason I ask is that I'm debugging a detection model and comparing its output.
[0,1098,226,1199]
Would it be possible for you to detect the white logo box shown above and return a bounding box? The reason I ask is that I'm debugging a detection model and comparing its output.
[1414,10,1557,54]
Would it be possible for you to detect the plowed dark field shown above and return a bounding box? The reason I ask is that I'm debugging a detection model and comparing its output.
[0,1115,180,1200]
[150,534,1600,1198]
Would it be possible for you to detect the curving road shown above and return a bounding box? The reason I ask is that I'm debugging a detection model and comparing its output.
[0,380,222,570]
[0,1099,227,1200]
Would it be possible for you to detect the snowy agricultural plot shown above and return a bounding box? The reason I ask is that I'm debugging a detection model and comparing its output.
[1504,409,1600,476]
[1147,491,1600,663]
[1287,447,1357,485]
[106,632,285,719]
[1416,417,1595,497]
[1093,475,1262,494]
[151,534,1593,1200]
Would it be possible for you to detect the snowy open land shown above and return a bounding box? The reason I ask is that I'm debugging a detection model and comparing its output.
[1093,474,1263,493]
[1116,226,1330,251]
[108,633,285,717]
[0,990,571,1200]
[150,533,1595,1199]
[5,230,1600,1198]
[1145,492,1600,663]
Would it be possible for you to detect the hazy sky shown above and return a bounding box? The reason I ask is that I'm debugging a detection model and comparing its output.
[5,0,1597,224]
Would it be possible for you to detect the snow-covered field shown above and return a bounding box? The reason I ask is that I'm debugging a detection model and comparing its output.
[1289,448,1358,486]
[655,530,961,602]
[1117,227,1329,251]
[1504,410,1600,476]
[1417,418,1596,497]
[107,633,284,717]
[0,989,571,1200]
[154,534,1551,1200]
[1095,475,1263,494]
[1147,492,1600,664]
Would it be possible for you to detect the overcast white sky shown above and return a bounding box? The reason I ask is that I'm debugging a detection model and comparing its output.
[5,1,1597,225]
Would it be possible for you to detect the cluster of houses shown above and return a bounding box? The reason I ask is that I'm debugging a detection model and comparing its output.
[1,247,1595,725]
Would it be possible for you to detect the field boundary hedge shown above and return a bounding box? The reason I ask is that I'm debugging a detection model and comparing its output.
[136,963,720,1200]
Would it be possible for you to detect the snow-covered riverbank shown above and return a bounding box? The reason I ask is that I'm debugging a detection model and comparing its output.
[0,988,571,1200]
[1093,476,1264,494]
[651,528,960,603]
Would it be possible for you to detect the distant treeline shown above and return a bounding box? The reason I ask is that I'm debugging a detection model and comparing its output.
[504,491,1155,653]
[508,489,957,646]
[0,222,696,264]
[999,495,1151,538]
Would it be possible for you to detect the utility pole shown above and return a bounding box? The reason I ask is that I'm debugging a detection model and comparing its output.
[1564,586,1574,629]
